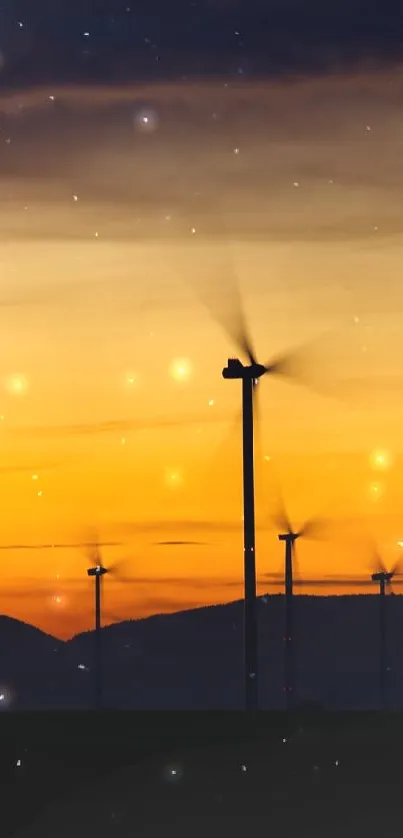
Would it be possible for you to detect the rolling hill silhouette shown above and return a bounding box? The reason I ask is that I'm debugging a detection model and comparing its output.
[1,596,403,709]
[0,616,68,708]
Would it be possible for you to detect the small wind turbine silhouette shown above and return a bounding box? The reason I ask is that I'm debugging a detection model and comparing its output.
[84,539,133,710]
[368,548,403,711]
[265,543,403,711]
[272,497,329,709]
[326,546,403,710]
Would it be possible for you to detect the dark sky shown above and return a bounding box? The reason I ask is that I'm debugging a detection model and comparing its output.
[1,1,403,87]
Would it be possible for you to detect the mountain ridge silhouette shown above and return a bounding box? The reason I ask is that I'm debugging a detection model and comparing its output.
[1,595,402,709]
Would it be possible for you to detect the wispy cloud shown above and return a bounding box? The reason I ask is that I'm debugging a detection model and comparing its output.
[3,74,403,246]
[0,462,64,477]
[6,413,230,439]
[0,541,120,551]
[115,520,245,537]
[153,540,211,546]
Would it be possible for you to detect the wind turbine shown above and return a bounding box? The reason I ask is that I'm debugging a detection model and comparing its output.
[325,548,403,710]
[266,546,403,711]
[221,315,335,709]
[84,540,133,711]
[0,537,124,706]
[275,509,328,710]
[368,550,403,711]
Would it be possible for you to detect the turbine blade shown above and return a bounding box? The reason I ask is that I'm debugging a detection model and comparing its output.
[264,329,336,381]
[108,567,135,583]
[236,325,258,366]
[263,458,298,536]
[291,539,300,581]
[81,527,103,568]
[367,550,387,575]
[298,517,331,541]
[391,555,403,576]
[269,485,292,535]
[185,247,257,364]
[389,578,403,588]
[271,512,292,534]
[263,325,368,403]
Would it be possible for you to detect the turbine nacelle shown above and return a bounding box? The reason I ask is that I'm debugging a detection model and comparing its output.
[371,571,393,584]
[278,532,300,543]
[87,565,108,577]
[222,358,267,381]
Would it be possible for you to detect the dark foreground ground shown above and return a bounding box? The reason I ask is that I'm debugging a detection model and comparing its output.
[2,711,403,837]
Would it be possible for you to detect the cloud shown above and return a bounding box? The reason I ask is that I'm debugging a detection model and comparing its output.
[116,520,245,536]
[0,463,58,475]
[130,575,241,589]
[2,73,403,245]
[0,541,120,551]
[6,413,230,439]
[153,540,211,546]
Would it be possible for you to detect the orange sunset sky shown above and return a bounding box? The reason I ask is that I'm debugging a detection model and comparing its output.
[1,71,403,638]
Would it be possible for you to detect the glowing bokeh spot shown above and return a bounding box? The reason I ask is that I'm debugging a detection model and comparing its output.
[133,108,159,133]
[164,468,184,489]
[169,358,192,382]
[164,764,183,781]
[370,449,392,471]
[124,371,138,389]
[0,687,13,708]
[50,594,67,610]
[5,374,28,396]
[369,481,385,502]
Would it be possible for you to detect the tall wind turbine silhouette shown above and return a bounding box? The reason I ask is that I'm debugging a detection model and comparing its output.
[219,275,335,710]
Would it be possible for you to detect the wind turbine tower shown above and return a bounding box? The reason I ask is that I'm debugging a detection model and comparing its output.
[87,557,108,710]
[371,568,393,711]
[223,357,266,710]
[85,540,130,710]
[278,531,299,708]
[218,272,333,709]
